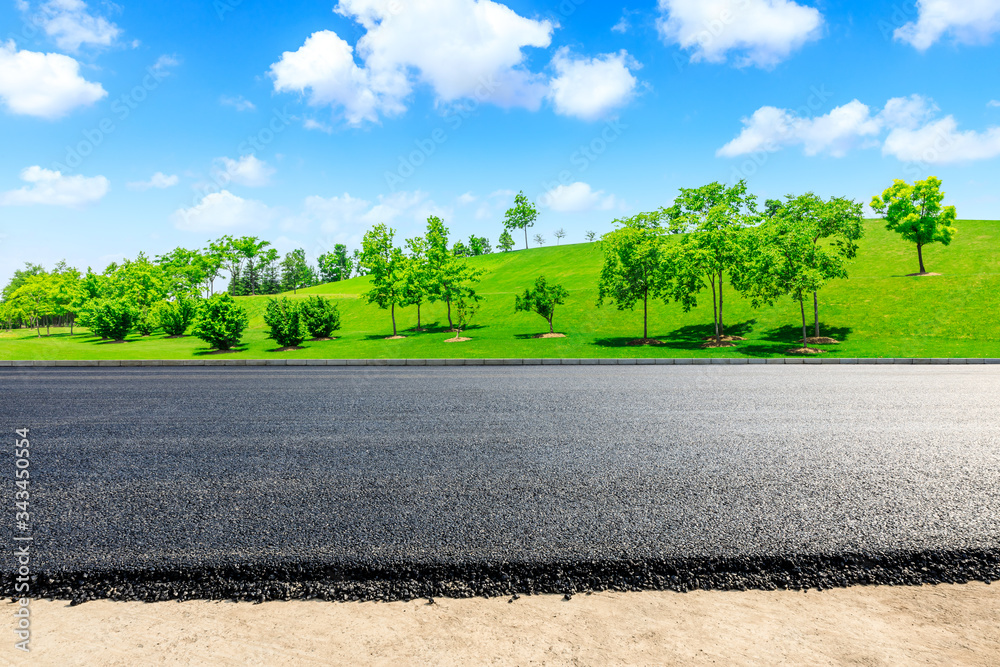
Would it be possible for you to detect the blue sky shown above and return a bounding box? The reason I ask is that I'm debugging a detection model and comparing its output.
[1,0,999,284]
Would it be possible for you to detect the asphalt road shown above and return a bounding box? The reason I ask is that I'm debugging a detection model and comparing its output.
[2,367,999,600]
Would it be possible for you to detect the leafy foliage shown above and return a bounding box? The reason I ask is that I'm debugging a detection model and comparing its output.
[597,212,667,340]
[300,295,341,339]
[498,230,515,252]
[360,224,408,336]
[503,190,539,250]
[515,275,569,334]
[264,297,306,348]
[871,176,957,274]
[191,293,249,351]
[156,297,198,337]
[89,299,138,341]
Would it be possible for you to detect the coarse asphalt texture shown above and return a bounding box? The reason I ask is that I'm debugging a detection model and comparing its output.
[3,366,999,604]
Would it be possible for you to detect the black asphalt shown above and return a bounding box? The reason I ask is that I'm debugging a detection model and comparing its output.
[3,366,999,602]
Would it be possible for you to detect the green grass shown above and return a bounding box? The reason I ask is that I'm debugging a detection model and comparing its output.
[3,220,999,360]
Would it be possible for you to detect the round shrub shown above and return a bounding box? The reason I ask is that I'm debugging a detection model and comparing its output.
[264,297,306,348]
[88,299,138,342]
[299,295,341,339]
[157,297,197,337]
[191,293,249,351]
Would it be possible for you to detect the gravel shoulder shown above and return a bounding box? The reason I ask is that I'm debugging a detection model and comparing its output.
[6,584,999,666]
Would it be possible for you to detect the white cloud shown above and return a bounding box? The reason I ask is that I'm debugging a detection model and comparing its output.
[213,155,275,188]
[303,118,333,133]
[883,117,1000,164]
[539,182,621,213]
[895,0,1000,50]
[612,15,631,34]
[270,0,553,124]
[657,0,823,67]
[718,100,881,157]
[220,95,255,112]
[0,166,108,207]
[23,0,122,52]
[457,192,477,205]
[0,40,106,119]
[988,100,1000,107]
[548,49,638,121]
[172,191,275,232]
[300,190,448,235]
[720,93,1000,164]
[127,172,179,191]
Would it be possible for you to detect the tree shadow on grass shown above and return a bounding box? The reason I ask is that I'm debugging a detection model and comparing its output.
[363,323,484,340]
[592,336,665,348]
[192,345,250,356]
[652,319,758,351]
[759,324,854,344]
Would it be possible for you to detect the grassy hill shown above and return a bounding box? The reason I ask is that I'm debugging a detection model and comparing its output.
[3,220,999,360]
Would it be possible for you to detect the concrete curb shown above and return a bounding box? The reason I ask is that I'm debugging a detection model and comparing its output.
[2,358,999,367]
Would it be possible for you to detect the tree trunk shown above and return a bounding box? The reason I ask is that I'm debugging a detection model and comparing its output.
[70,315,74,335]
[710,276,719,345]
[643,288,648,340]
[800,292,808,350]
[917,243,926,274]
[446,298,453,330]
[391,303,397,336]
[813,291,820,339]
[549,314,554,334]
[417,303,422,331]
[524,227,529,250]
[719,272,725,338]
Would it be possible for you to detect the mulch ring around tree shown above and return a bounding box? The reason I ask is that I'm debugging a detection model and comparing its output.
[445,337,471,343]
[627,338,665,346]
[275,346,307,352]
[309,337,337,342]
[906,272,942,277]
[806,337,839,345]
[703,335,747,343]
[534,333,567,339]
[205,349,241,355]
[385,336,406,340]
[787,347,824,355]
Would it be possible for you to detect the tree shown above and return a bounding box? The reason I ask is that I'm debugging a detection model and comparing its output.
[300,295,341,339]
[597,212,666,343]
[10,274,54,337]
[871,176,957,275]
[232,237,272,296]
[318,244,352,283]
[191,293,249,351]
[453,292,480,333]
[467,235,492,256]
[744,216,829,352]
[503,190,538,250]
[585,231,596,243]
[452,240,470,257]
[515,275,569,334]
[778,193,865,340]
[360,224,408,337]
[2,262,45,302]
[554,228,566,245]
[498,230,515,252]
[264,297,306,348]
[88,299,138,342]
[664,180,760,346]
[351,249,367,276]
[401,236,432,331]
[156,247,208,299]
[281,249,311,294]
[533,234,546,246]
[764,199,784,218]
[425,216,483,331]
[156,296,198,337]
[50,263,82,334]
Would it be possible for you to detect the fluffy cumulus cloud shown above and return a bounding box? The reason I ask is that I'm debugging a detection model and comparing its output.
[0,40,106,119]
[213,155,275,188]
[547,49,638,121]
[269,0,555,124]
[127,172,179,191]
[539,182,621,213]
[657,0,823,67]
[719,94,1000,164]
[0,166,109,207]
[18,0,121,52]
[895,0,1000,50]
[172,191,276,232]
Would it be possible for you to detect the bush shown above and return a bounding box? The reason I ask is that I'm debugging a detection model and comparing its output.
[136,310,157,336]
[88,299,138,342]
[299,296,341,339]
[157,297,197,337]
[263,297,306,348]
[191,293,248,351]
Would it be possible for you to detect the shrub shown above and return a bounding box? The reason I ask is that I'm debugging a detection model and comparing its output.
[191,293,248,351]
[263,297,306,348]
[88,299,138,342]
[157,297,197,337]
[299,296,341,339]
[135,310,157,336]
[454,293,480,332]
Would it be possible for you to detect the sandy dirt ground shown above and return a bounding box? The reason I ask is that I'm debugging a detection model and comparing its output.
[4,584,999,666]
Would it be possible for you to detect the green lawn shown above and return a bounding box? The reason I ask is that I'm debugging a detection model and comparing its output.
[3,220,999,360]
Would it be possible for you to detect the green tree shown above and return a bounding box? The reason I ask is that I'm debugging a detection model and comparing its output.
[503,190,539,250]
[231,237,273,296]
[425,217,483,331]
[402,236,432,331]
[318,244,352,283]
[554,228,566,245]
[10,274,54,337]
[89,298,138,342]
[50,263,82,334]
[664,180,760,346]
[498,230,515,252]
[597,212,666,343]
[2,262,46,302]
[453,291,480,333]
[515,275,569,334]
[156,296,198,337]
[452,240,470,257]
[156,247,208,298]
[585,231,596,242]
[360,224,408,337]
[871,176,957,275]
[467,235,492,255]
[533,233,546,246]
[264,297,306,348]
[191,293,249,351]
[300,295,342,339]
[281,249,311,294]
